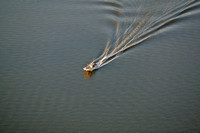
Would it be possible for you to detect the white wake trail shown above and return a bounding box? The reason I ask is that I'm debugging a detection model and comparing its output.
[83,0,199,71]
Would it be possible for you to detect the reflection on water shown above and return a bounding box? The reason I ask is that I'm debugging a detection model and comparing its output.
[84,71,96,78]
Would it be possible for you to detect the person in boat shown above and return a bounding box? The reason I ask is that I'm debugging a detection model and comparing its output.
[90,62,97,68]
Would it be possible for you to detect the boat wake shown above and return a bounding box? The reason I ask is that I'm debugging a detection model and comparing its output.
[83,0,199,72]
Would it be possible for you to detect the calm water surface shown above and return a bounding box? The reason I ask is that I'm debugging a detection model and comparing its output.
[0,0,200,132]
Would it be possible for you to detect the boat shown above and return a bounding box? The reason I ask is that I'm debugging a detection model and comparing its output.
[83,62,99,71]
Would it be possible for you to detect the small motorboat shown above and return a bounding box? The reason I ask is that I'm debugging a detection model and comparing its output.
[83,62,99,71]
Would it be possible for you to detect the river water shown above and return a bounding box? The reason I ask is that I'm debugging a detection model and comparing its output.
[0,0,200,132]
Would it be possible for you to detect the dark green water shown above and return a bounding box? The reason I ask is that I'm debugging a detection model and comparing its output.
[0,0,200,132]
